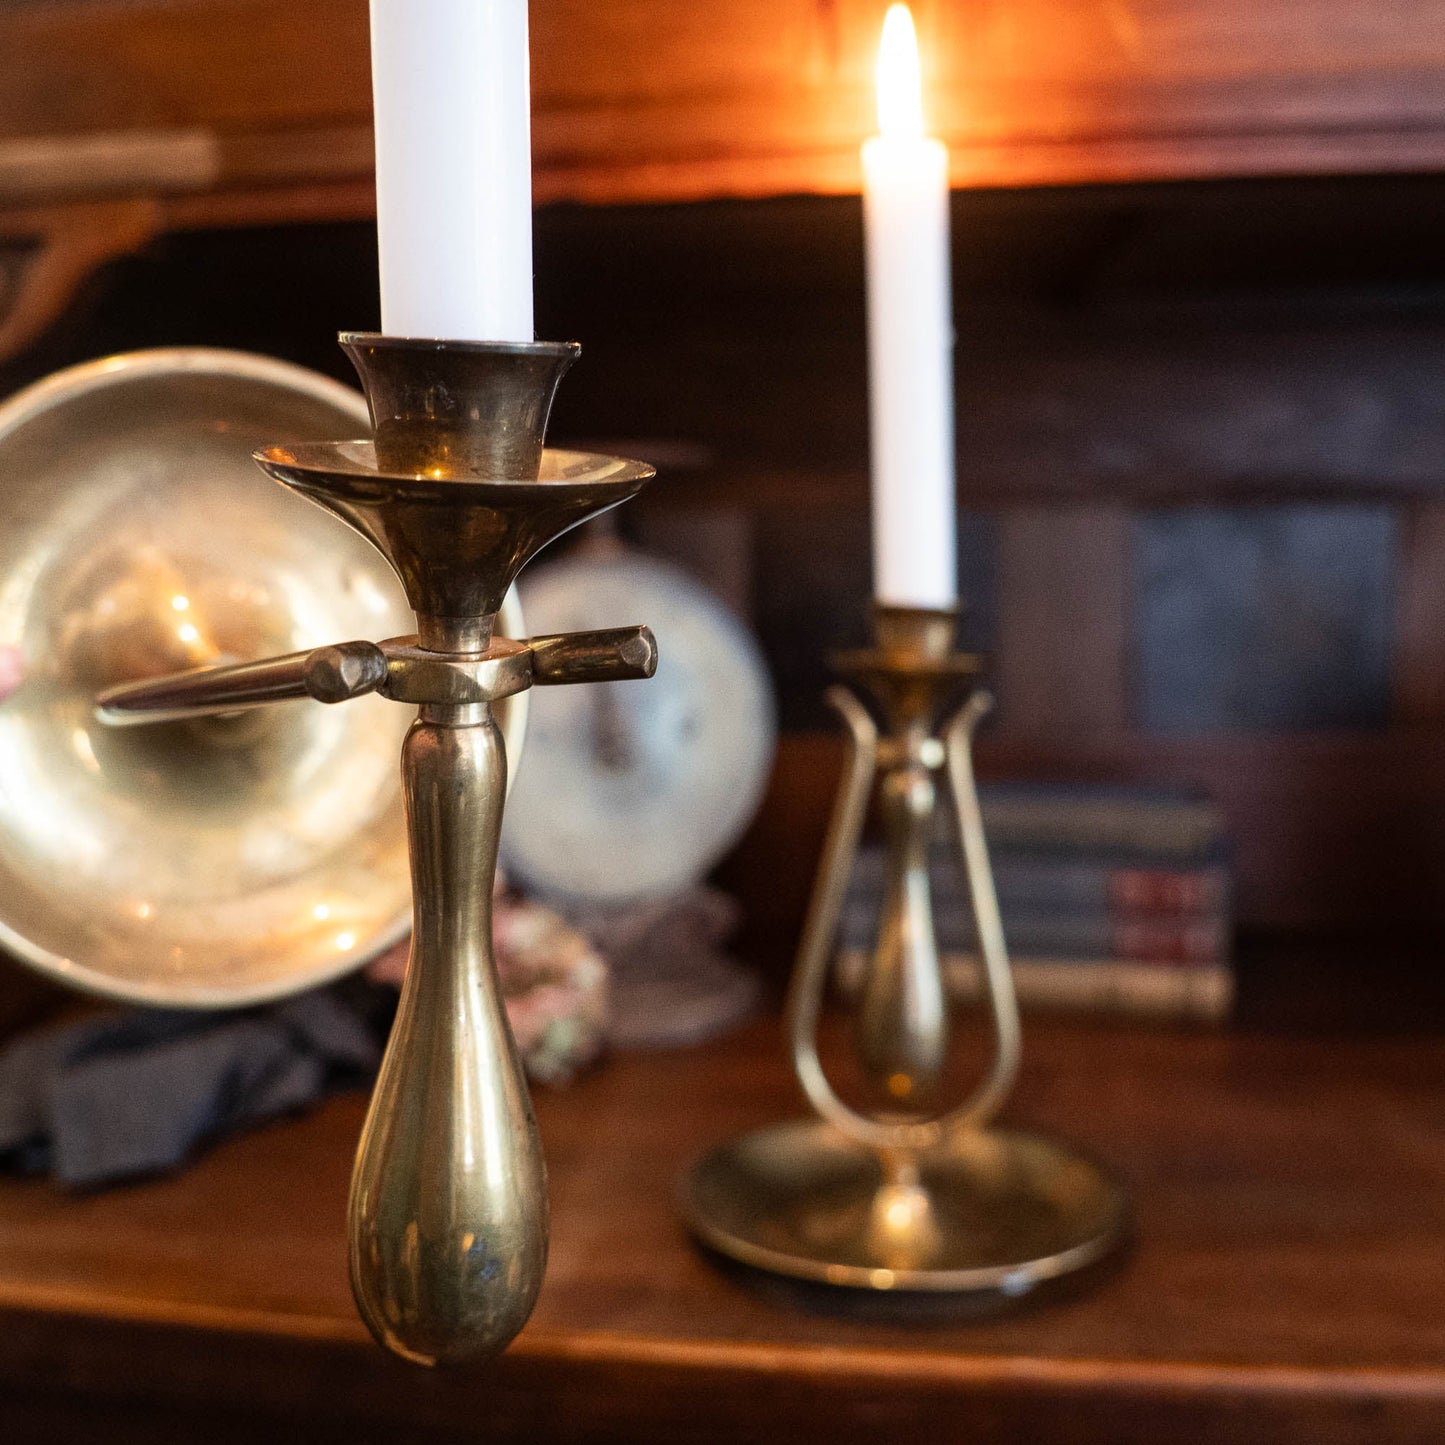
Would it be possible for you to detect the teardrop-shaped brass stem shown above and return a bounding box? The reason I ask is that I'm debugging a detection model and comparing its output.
[855,730,949,1111]
[347,705,546,1366]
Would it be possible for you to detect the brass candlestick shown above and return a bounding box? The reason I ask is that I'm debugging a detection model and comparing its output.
[683,604,1127,1296]
[96,333,656,1365]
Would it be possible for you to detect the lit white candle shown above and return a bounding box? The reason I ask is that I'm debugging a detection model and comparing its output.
[863,4,957,608]
[369,0,534,341]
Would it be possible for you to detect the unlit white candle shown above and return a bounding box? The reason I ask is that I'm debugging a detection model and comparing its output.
[369,0,534,341]
[863,4,957,608]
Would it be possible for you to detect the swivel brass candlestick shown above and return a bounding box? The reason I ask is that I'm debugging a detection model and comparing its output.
[683,605,1127,1297]
[97,334,656,1365]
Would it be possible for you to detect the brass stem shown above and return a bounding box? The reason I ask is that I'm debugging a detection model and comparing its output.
[943,691,1021,1129]
[417,613,495,656]
[854,733,949,1109]
[788,686,879,1133]
[347,705,546,1366]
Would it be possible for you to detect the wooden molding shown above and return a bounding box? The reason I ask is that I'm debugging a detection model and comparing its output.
[3,1,1445,359]
[0,199,157,363]
[3,1,1445,208]
[994,507,1132,740]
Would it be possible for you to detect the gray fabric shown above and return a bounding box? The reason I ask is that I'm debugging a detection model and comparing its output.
[0,987,381,1189]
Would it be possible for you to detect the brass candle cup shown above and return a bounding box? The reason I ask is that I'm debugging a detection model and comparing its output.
[96,333,656,1365]
[681,604,1127,1298]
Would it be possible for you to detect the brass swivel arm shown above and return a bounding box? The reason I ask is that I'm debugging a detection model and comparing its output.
[96,626,657,724]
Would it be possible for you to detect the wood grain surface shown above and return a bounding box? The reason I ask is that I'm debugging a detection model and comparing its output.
[0,1012,1442,1441]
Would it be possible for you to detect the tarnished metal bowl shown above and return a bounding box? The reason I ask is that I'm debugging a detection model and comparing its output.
[0,349,524,1007]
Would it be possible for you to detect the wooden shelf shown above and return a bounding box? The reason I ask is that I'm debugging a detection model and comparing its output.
[5,1,1445,208]
[6,0,1445,363]
[2,1011,1442,1442]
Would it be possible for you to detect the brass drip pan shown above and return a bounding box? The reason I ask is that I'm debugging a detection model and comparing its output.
[683,1119,1127,1296]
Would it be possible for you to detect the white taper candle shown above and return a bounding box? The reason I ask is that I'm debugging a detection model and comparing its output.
[863,4,957,608]
[369,0,534,341]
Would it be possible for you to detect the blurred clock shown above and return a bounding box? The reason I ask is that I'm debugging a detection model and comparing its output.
[502,545,776,908]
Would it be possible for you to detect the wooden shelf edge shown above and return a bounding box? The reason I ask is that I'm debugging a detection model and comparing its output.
[2,1297,1442,1445]
[7,1273,1445,1399]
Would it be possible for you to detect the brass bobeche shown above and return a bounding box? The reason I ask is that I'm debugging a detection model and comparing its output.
[683,604,1127,1297]
[97,334,656,1365]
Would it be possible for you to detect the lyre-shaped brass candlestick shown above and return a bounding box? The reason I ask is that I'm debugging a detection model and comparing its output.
[97,334,656,1364]
[684,605,1126,1297]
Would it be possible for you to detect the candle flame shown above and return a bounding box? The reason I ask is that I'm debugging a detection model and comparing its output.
[877,4,925,139]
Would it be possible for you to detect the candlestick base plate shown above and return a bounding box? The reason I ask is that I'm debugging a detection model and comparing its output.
[682,1119,1126,1297]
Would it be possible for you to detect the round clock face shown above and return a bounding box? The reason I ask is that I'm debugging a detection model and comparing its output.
[501,550,776,905]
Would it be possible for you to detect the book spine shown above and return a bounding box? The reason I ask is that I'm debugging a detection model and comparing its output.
[839,904,1230,963]
[1108,867,1229,913]
[953,954,1234,1022]
[973,791,1224,860]
[835,949,1233,1022]
[847,852,1232,919]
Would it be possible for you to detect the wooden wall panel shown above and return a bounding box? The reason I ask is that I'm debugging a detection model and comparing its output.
[1135,505,1396,734]
[994,506,1132,740]
[1393,503,1445,723]
[0,189,1441,938]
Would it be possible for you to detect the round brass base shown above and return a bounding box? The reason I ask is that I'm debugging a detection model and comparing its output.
[681,1119,1127,1296]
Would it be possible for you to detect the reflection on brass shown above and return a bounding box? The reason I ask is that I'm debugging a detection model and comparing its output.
[355,706,546,1364]
[527,625,658,685]
[259,438,648,628]
[96,639,391,723]
[685,1119,1124,1291]
[682,605,1127,1297]
[102,626,658,721]
[0,348,522,1007]
[378,637,535,708]
[338,332,579,482]
[96,334,655,1366]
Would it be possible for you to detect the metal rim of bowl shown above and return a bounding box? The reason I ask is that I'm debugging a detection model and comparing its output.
[0,347,527,1007]
[678,1118,1130,1294]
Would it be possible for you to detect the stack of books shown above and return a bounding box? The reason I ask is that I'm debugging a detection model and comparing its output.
[836,783,1234,1022]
